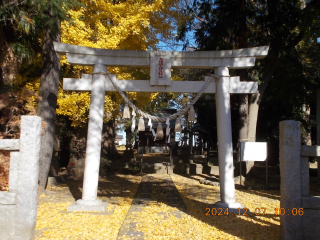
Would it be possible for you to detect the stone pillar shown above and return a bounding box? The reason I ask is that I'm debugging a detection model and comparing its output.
[214,67,242,209]
[67,64,108,211]
[15,116,42,240]
[49,125,60,177]
[279,120,302,240]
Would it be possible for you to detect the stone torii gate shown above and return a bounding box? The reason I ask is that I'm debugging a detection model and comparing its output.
[53,42,269,212]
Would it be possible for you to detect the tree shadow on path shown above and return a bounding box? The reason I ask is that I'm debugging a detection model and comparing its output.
[172,174,280,239]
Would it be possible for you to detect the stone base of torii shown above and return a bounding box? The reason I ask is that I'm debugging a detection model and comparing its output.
[53,42,269,212]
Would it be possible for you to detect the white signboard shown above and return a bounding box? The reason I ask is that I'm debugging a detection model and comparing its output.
[240,142,267,161]
[150,52,172,86]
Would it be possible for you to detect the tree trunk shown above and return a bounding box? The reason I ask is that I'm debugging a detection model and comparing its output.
[236,0,252,174]
[247,93,260,142]
[37,25,61,193]
[246,68,276,176]
[239,93,253,175]
[0,26,7,89]
[238,94,248,141]
[317,89,320,145]
[301,104,312,145]
[101,119,119,159]
[246,49,282,174]
[237,70,249,144]
[49,125,60,177]
[69,125,88,180]
[246,93,260,175]
[317,88,320,182]
[0,25,20,90]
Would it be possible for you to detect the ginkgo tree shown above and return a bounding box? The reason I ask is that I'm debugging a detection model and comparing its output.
[57,0,187,127]
[17,0,188,186]
[51,0,189,174]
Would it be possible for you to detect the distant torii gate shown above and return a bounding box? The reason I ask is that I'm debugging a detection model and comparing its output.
[54,42,269,212]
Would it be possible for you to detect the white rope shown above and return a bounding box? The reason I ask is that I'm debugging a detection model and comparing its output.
[104,73,218,122]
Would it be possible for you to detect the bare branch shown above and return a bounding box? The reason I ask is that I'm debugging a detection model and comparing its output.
[194,16,207,24]
[1,0,27,9]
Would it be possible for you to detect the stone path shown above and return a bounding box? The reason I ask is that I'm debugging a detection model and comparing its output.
[117,174,187,240]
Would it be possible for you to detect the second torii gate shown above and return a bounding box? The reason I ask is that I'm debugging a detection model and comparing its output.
[53,42,269,212]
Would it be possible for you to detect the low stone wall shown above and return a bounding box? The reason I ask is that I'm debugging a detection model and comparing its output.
[110,160,219,175]
[0,116,42,240]
[279,120,320,240]
[138,146,169,154]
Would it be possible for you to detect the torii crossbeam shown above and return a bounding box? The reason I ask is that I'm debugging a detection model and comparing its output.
[54,42,269,212]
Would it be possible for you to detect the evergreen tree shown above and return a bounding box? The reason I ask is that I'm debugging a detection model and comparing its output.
[0,0,40,89]
[178,0,320,156]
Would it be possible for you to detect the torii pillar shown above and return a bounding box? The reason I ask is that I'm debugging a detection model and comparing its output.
[215,66,241,208]
[67,64,109,211]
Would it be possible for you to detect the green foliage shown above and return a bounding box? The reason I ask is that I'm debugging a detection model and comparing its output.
[0,0,82,62]
[34,0,83,35]
[180,0,320,51]
[177,0,320,162]
[259,40,320,143]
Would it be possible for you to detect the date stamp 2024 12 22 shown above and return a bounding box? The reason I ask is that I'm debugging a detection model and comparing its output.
[205,208,304,216]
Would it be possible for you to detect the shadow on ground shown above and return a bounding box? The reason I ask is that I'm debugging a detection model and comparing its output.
[171,174,280,239]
